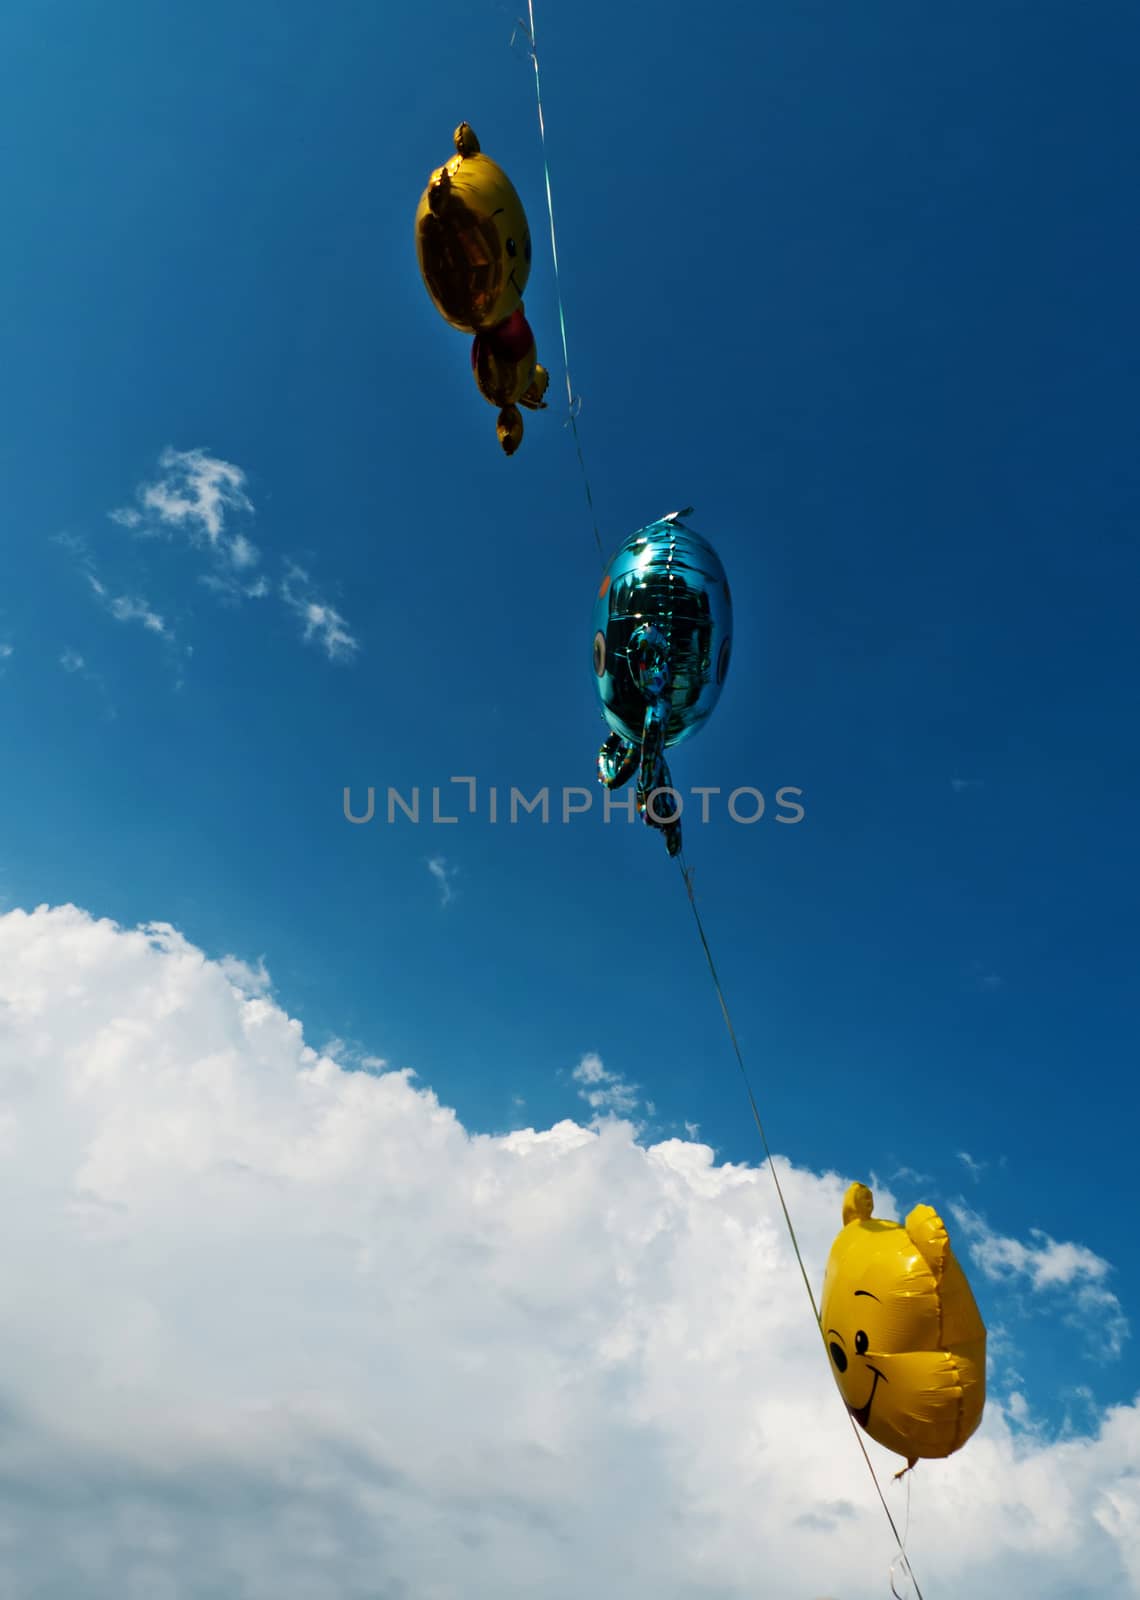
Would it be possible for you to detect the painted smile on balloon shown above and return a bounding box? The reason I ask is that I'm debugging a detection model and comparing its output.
[825,1287,889,1426]
[489,206,524,296]
[850,1363,887,1428]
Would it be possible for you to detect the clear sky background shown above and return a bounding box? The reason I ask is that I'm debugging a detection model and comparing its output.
[1,1,1138,1594]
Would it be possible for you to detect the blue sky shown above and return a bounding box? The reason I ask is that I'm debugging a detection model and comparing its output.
[2,0,1138,1535]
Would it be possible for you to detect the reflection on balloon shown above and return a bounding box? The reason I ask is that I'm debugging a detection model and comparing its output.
[590,510,732,856]
[820,1182,987,1473]
[415,123,548,456]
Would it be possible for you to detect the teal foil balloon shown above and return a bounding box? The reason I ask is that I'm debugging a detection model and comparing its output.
[591,510,732,856]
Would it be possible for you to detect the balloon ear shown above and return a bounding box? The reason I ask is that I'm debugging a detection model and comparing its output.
[428,166,452,215]
[905,1204,950,1282]
[842,1182,874,1226]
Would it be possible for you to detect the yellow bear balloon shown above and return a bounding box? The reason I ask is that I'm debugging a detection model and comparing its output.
[820,1183,986,1473]
[414,123,549,455]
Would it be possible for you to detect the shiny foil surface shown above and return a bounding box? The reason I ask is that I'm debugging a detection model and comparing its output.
[820,1183,987,1467]
[591,513,732,751]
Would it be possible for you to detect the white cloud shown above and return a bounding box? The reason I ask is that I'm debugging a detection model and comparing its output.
[0,903,1137,1599]
[102,451,359,659]
[114,446,256,558]
[891,1164,933,1186]
[228,532,259,570]
[60,650,85,672]
[200,571,270,604]
[281,561,359,662]
[951,777,984,792]
[109,593,170,636]
[572,1051,639,1119]
[110,448,265,620]
[958,1150,988,1181]
[426,856,457,907]
[953,1204,1130,1361]
[218,953,272,997]
[0,642,13,659]
[84,569,191,690]
[88,573,169,638]
[956,1208,1116,1291]
[51,529,91,556]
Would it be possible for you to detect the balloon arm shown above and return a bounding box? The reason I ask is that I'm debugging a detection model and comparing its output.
[598,732,639,789]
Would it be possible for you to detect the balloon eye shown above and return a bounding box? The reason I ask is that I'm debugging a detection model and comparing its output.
[593,631,606,677]
[829,1342,847,1373]
[854,1330,869,1356]
[506,237,517,257]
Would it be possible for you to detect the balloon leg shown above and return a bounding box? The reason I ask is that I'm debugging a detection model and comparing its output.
[637,700,683,855]
[519,365,549,411]
[497,405,524,455]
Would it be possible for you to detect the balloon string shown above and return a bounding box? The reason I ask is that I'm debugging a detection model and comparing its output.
[515,10,926,1594]
[889,1475,916,1598]
[675,849,927,1600]
[517,1,605,562]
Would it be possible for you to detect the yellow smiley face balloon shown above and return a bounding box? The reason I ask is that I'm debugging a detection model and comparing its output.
[414,124,548,453]
[415,123,534,333]
[820,1183,986,1471]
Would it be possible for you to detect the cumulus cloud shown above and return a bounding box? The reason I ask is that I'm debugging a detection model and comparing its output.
[281,561,359,662]
[0,903,1137,1600]
[0,642,13,659]
[218,952,272,997]
[953,1205,1130,1362]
